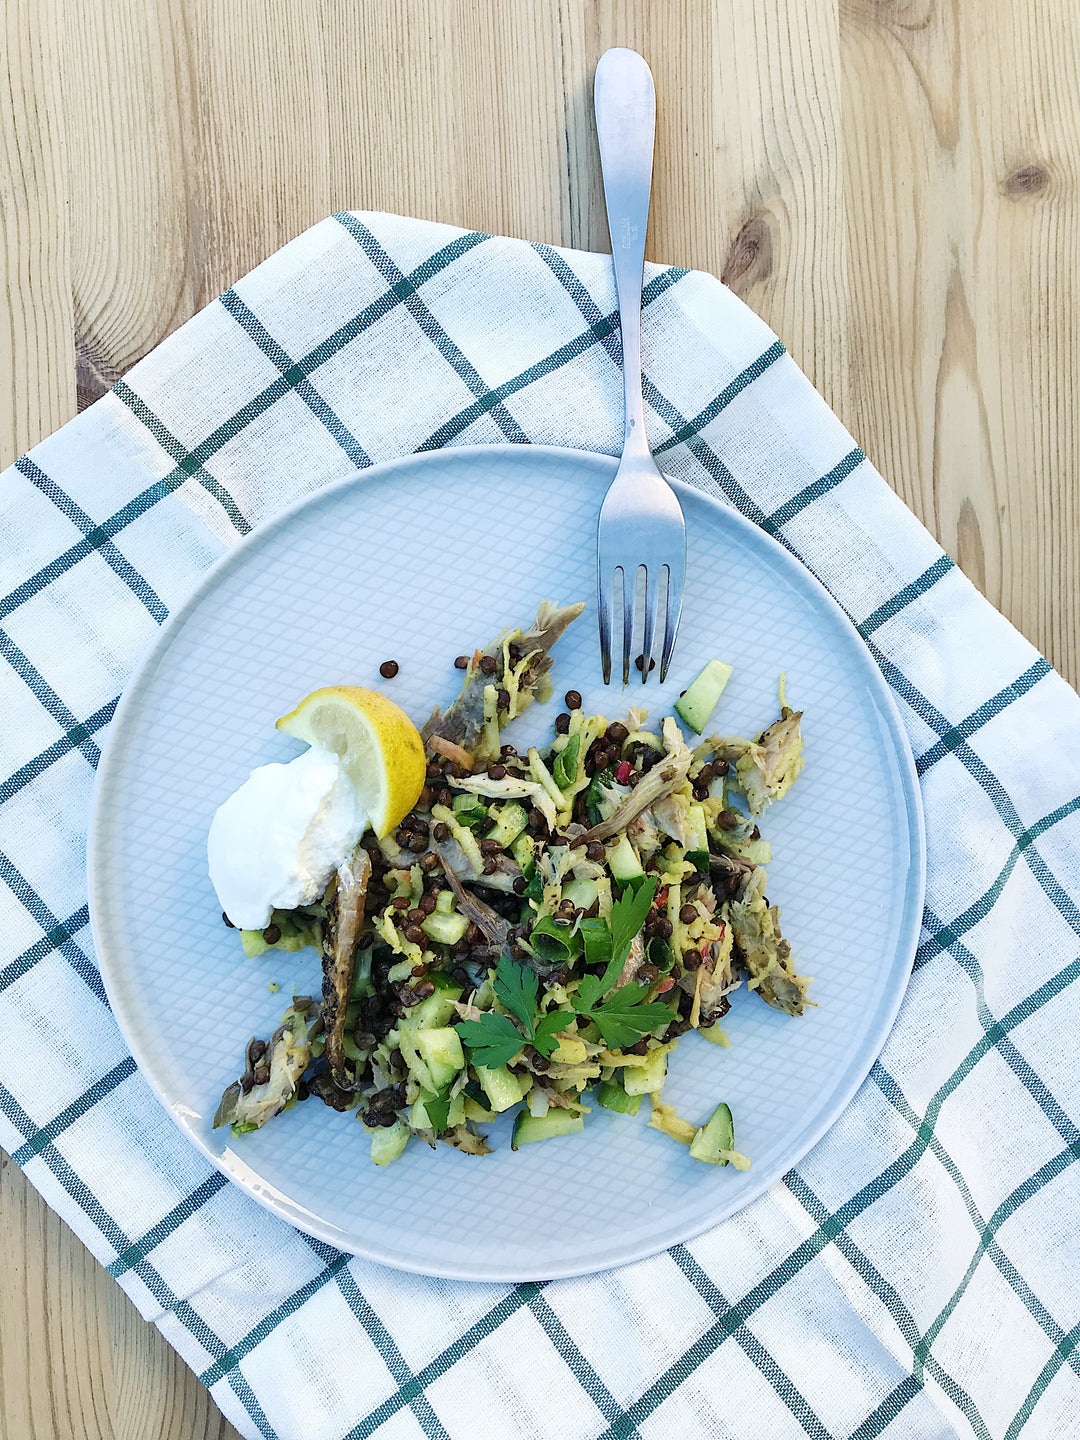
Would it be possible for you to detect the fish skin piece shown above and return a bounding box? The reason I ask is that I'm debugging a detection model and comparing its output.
[421,600,585,755]
[321,845,373,1088]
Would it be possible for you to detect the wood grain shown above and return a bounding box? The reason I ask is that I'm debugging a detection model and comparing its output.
[1,0,1078,1435]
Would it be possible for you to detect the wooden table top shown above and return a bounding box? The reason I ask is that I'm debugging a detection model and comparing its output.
[2,2,1076,1436]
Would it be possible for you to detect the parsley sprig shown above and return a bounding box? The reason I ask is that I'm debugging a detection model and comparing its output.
[571,879,675,1048]
[456,957,566,1069]
[455,876,674,1066]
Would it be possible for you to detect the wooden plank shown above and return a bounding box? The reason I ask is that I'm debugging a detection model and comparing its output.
[0,1151,239,1440]
[840,0,1080,682]
[0,0,74,457]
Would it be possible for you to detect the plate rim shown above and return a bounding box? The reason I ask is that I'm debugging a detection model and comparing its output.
[88,442,926,1281]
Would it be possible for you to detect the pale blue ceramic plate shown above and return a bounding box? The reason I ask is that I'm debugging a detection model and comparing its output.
[89,445,925,1281]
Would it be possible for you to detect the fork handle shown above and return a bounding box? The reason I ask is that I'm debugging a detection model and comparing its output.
[594,47,655,461]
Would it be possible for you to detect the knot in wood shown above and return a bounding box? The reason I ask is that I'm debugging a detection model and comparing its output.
[1001,165,1050,199]
[722,212,774,290]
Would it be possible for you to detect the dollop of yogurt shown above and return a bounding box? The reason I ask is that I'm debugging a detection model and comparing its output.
[208,746,367,930]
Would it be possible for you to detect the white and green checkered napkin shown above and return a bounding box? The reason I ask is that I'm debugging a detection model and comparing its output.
[2,210,1078,1440]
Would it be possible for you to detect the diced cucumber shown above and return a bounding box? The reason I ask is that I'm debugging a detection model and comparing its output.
[463,1096,496,1122]
[421,910,469,945]
[607,833,644,880]
[416,1027,465,1089]
[720,837,772,866]
[623,1048,669,1095]
[689,1101,735,1165]
[675,659,733,734]
[402,979,463,1032]
[435,890,455,915]
[687,803,709,852]
[562,877,598,911]
[239,919,321,957]
[369,1121,410,1166]
[511,832,535,869]
[511,1108,585,1149]
[629,730,665,753]
[397,1033,433,1092]
[475,1064,525,1113]
[411,1091,466,1132]
[486,801,529,848]
[429,971,464,995]
[597,1081,642,1115]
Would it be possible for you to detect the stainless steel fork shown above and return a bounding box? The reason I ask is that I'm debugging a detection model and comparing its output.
[594,47,686,685]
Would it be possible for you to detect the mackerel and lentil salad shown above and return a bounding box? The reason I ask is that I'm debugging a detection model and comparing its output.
[211,600,809,1169]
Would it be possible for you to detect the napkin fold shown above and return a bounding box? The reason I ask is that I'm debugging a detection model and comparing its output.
[2,210,1078,1440]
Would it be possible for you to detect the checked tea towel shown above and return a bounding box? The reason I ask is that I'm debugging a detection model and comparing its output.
[1,210,1079,1440]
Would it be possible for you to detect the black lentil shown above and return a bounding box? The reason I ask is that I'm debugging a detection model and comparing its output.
[379,660,399,678]
[564,689,582,710]
[262,923,281,945]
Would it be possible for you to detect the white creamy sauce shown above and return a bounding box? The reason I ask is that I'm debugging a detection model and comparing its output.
[207,746,367,930]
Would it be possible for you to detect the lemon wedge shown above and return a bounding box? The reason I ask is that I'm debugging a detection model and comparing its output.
[275,686,426,838]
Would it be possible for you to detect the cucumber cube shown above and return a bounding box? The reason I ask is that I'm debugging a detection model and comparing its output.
[623,1048,668,1095]
[369,1121,410,1166]
[689,1101,735,1165]
[675,660,733,734]
[416,1027,465,1090]
[511,1109,585,1149]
